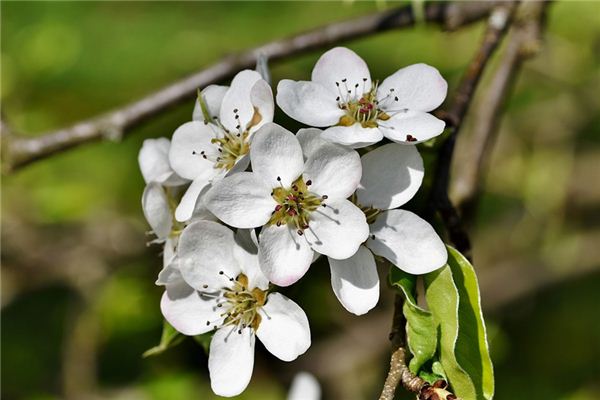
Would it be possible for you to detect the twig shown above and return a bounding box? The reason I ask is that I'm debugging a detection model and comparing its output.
[452,1,549,220]
[379,295,425,400]
[428,3,516,258]
[1,1,500,173]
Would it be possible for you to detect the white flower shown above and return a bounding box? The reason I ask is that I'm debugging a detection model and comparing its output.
[204,122,369,286]
[159,221,311,397]
[287,372,321,400]
[168,70,274,222]
[298,130,447,315]
[276,47,447,148]
[139,137,188,186]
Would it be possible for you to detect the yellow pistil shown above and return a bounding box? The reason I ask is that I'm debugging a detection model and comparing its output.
[221,274,267,332]
[268,177,323,233]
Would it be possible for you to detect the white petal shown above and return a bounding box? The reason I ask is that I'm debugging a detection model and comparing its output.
[249,123,304,188]
[305,199,369,259]
[368,210,447,274]
[296,128,327,160]
[193,85,228,122]
[303,142,361,200]
[379,111,446,144]
[288,372,321,400]
[248,78,274,133]
[328,245,379,315]
[258,224,314,287]
[378,63,447,112]
[141,182,172,240]
[256,293,311,361]
[311,47,372,98]
[168,121,217,180]
[161,280,220,336]
[139,138,186,185]
[219,70,263,132]
[357,143,424,210]
[204,172,276,229]
[175,178,210,222]
[234,229,269,291]
[156,262,181,286]
[276,80,344,127]
[209,327,255,397]
[190,183,219,223]
[321,124,383,149]
[177,221,241,291]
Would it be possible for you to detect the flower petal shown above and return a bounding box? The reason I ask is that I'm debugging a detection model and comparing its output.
[178,220,241,291]
[234,229,269,291]
[168,121,217,180]
[328,245,379,315]
[357,143,424,210]
[377,63,447,112]
[249,123,304,188]
[311,47,372,97]
[175,178,211,222]
[161,280,220,336]
[379,111,446,144]
[156,259,180,286]
[303,142,361,200]
[209,326,255,397]
[321,124,383,149]
[258,224,314,287]
[163,236,178,268]
[219,70,264,132]
[193,84,228,122]
[256,293,311,361]
[288,372,321,400]
[305,199,369,259]
[205,172,276,228]
[139,138,186,186]
[368,209,447,274]
[276,80,344,127]
[296,128,327,160]
[248,78,274,133]
[141,182,172,240]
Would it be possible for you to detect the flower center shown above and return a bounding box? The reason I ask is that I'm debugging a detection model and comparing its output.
[268,177,326,234]
[335,79,393,129]
[207,273,267,333]
[210,130,250,171]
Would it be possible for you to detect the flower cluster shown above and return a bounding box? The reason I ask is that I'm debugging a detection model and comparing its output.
[139,47,448,397]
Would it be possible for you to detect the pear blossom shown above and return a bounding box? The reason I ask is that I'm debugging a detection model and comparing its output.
[277,47,448,148]
[287,372,321,400]
[298,129,446,314]
[168,70,274,222]
[139,138,188,186]
[159,221,311,397]
[204,122,369,287]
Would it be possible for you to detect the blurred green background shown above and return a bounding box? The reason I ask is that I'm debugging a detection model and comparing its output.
[2,2,599,399]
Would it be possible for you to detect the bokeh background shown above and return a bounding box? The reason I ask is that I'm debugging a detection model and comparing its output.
[2,2,599,399]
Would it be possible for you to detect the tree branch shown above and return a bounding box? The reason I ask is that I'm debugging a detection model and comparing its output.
[452,1,549,220]
[1,1,500,173]
[428,3,516,258]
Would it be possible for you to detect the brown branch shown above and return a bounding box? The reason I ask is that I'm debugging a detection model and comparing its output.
[428,3,517,258]
[1,1,501,173]
[452,1,549,220]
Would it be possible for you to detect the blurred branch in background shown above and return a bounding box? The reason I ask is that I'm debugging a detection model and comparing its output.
[452,1,549,222]
[0,1,499,172]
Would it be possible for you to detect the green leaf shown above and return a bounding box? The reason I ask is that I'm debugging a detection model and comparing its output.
[389,268,437,374]
[424,246,494,400]
[193,331,214,354]
[143,320,185,358]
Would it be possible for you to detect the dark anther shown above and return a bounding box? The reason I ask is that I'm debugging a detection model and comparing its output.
[390,88,395,92]
[217,303,222,307]
[219,271,224,275]
[322,195,328,199]
[297,230,304,236]
[206,321,210,326]
[336,96,340,101]
[306,180,312,185]
[354,83,359,88]
[363,77,367,81]
[236,125,240,129]
[341,78,347,82]
[406,134,417,142]
[203,284,208,289]
[192,150,197,155]
[394,96,399,101]
[335,82,339,86]
[276,176,281,181]
[233,108,238,113]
